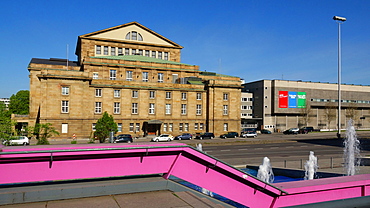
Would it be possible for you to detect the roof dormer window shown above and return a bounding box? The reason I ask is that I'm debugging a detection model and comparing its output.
[125,31,143,41]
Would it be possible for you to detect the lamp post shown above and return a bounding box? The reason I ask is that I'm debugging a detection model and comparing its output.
[333,15,346,139]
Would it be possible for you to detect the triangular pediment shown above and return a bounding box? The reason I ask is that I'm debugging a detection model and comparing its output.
[80,22,182,48]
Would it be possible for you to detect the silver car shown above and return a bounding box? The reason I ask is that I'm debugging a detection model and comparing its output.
[3,136,30,145]
[151,134,174,142]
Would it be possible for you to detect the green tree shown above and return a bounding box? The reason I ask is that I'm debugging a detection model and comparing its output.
[28,123,59,145]
[95,112,118,143]
[0,102,15,144]
[9,90,29,115]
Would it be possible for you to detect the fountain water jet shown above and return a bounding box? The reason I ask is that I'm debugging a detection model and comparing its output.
[257,157,274,183]
[344,119,361,176]
[304,151,318,180]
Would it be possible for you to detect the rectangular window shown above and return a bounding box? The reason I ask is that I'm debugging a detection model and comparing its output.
[181,104,187,115]
[132,103,138,114]
[132,49,136,55]
[194,123,198,130]
[132,32,137,40]
[145,50,150,57]
[142,72,148,82]
[93,72,99,79]
[164,52,168,60]
[125,48,130,55]
[151,51,156,58]
[166,91,172,99]
[196,104,202,115]
[149,103,155,114]
[95,89,102,97]
[223,93,229,101]
[61,123,68,134]
[95,102,102,114]
[158,51,162,59]
[117,123,122,132]
[149,91,155,99]
[223,105,228,115]
[61,100,69,113]
[132,90,138,98]
[172,74,178,83]
[104,46,109,55]
[165,104,171,114]
[114,102,120,114]
[110,70,116,80]
[200,123,204,130]
[129,123,134,132]
[92,123,96,131]
[163,123,167,132]
[185,123,189,132]
[96,45,101,55]
[181,93,187,100]
[196,93,202,100]
[135,123,140,133]
[158,73,164,83]
[179,123,183,131]
[111,47,116,56]
[169,123,173,132]
[118,48,123,55]
[138,49,143,55]
[62,86,69,95]
[114,89,120,98]
[126,71,133,81]
[224,123,228,131]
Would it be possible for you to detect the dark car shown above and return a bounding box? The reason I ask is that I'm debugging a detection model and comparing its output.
[283,128,299,135]
[174,133,193,140]
[261,129,272,134]
[114,134,133,143]
[195,132,215,140]
[220,132,239,138]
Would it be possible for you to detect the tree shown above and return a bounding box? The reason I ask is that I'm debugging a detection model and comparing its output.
[300,104,312,127]
[8,90,29,115]
[0,102,15,143]
[95,112,118,143]
[28,123,59,145]
[324,102,337,130]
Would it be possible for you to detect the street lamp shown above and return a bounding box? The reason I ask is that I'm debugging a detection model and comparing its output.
[333,15,346,139]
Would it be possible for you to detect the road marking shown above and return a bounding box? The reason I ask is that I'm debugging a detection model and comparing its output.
[238,149,249,151]
[270,147,279,149]
[221,149,231,152]
[255,148,263,150]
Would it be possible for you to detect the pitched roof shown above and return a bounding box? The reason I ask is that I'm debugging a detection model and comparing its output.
[79,22,182,48]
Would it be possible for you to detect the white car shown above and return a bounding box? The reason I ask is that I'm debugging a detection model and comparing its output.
[151,134,174,142]
[241,131,257,138]
[3,136,30,145]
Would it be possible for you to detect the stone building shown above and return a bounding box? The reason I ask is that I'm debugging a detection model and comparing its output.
[243,79,370,132]
[28,22,242,139]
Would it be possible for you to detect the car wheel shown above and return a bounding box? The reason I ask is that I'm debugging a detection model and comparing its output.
[234,136,237,138]
[168,138,171,142]
[128,141,131,143]
[200,137,203,140]
[23,142,27,146]
[155,139,159,142]
[211,137,213,139]
[179,138,181,140]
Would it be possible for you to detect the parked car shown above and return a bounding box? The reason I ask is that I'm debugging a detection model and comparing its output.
[174,133,193,140]
[241,130,257,138]
[3,136,30,146]
[283,128,299,135]
[151,134,174,142]
[299,128,308,134]
[261,129,272,134]
[195,132,214,140]
[114,134,133,143]
[300,127,315,132]
[220,132,239,138]
[241,128,257,134]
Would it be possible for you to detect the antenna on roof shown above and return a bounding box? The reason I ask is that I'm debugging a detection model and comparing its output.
[66,44,69,70]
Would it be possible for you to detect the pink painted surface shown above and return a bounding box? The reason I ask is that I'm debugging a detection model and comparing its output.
[1,143,370,208]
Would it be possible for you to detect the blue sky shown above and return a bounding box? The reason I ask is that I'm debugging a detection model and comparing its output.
[0,0,369,97]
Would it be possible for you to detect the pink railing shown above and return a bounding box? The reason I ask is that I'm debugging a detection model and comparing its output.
[1,143,369,207]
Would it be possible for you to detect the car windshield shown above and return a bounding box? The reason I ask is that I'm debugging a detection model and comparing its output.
[160,135,169,137]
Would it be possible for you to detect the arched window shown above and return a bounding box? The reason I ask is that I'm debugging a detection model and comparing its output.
[125,31,143,41]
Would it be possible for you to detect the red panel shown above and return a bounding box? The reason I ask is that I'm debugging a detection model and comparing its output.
[279,91,288,108]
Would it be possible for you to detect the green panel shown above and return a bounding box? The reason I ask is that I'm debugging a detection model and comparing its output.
[297,92,306,108]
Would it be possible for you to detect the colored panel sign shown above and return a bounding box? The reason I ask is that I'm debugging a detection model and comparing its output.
[279,91,288,108]
[297,92,306,108]
[288,91,297,108]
